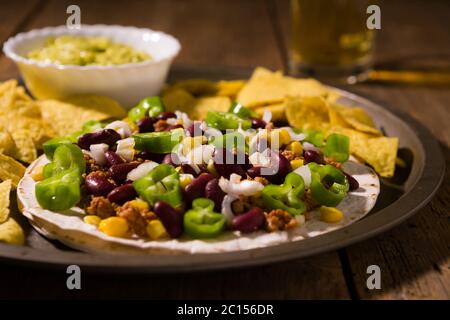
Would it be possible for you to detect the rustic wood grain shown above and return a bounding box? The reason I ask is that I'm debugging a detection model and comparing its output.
[274,0,450,299]
[0,0,350,299]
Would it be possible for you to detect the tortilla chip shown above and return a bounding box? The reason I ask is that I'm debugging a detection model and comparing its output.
[0,179,12,224]
[254,103,286,122]
[337,106,382,135]
[0,217,25,245]
[357,137,399,178]
[0,127,15,156]
[237,67,330,107]
[9,129,37,163]
[162,88,196,114]
[38,95,126,136]
[328,105,351,128]
[286,96,330,130]
[0,153,26,187]
[170,79,218,96]
[216,80,246,99]
[191,96,231,120]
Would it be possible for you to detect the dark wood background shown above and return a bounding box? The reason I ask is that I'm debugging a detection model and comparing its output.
[0,0,449,299]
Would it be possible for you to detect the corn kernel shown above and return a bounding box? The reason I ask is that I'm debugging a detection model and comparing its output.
[30,166,44,181]
[287,141,303,156]
[279,128,291,145]
[290,159,304,170]
[319,206,344,223]
[179,174,194,189]
[127,199,149,211]
[147,220,169,240]
[99,217,129,237]
[175,166,182,173]
[83,215,102,226]
[206,159,218,176]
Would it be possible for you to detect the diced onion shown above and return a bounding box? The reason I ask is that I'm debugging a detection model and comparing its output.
[105,121,132,138]
[262,109,272,123]
[176,111,193,128]
[221,195,238,225]
[116,137,135,162]
[248,149,271,167]
[303,142,320,153]
[219,174,264,197]
[293,165,312,188]
[89,143,109,165]
[185,144,215,165]
[284,127,305,141]
[127,161,159,181]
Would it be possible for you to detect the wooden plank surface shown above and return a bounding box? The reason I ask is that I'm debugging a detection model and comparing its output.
[273,0,450,299]
[0,0,350,299]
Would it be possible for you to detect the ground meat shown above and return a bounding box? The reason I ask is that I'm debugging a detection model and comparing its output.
[265,209,298,232]
[86,196,115,218]
[304,189,318,212]
[231,196,253,215]
[254,176,269,185]
[84,154,102,173]
[324,156,342,169]
[280,149,302,162]
[116,202,156,237]
[154,119,169,132]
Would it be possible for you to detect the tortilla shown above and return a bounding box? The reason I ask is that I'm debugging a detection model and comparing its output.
[18,155,379,255]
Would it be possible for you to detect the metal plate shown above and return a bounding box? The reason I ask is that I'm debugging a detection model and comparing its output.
[0,66,445,273]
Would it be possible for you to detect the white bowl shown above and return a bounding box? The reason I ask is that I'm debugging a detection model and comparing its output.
[3,25,181,108]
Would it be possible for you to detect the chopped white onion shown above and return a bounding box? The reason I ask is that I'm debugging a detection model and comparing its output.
[221,195,238,225]
[284,127,305,141]
[262,109,272,123]
[175,111,193,128]
[303,142,320,153]
[185,144,215,165]
[293,165,312,188]
[89,143,109,165]
[127,161,158,181]
[249,130,269,154]
[105,121,132,138]
[248,150,271,167]
[219,174,264,197]
[116,137,135,162]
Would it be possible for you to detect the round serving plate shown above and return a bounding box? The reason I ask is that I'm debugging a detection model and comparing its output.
[0,66,445,273]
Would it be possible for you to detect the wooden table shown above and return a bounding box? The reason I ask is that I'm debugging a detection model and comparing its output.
[0,0,449,300]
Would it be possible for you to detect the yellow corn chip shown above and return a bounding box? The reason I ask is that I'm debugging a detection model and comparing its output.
[0,153,26,187]
[162,88,196,113]
[286,96,330,130]
[9,129,37,163]
[39,95,126,136]
[216,80,246,99]
[357,136,399,178]
[337,106,382,135]
[0,127,15,156]
[0,217,25,245]
[191,96,231,120]
[0,179,12,223]
[171,79,218,96]
[254,103,286,122]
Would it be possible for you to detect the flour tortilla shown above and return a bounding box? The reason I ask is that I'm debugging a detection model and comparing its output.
[18,155,379,255]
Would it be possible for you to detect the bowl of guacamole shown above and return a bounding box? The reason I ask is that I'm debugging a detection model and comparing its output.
[3,25,181,107]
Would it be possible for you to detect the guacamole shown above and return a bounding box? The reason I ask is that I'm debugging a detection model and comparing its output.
[27,36,151,66]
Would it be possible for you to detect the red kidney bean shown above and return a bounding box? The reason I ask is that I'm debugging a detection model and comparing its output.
[78,129,121,150]
[213,148,246,178]
[186,121,203,137]
[136,116,156,133]
[344,172,359,191]
[85,172,116,196]
[273,152,292,183]
[108,162,140,184]
[251,118,267,129]
[157,111,176,120]
[107,183,137,205]
[232,208,265,233]
[154,201,183,238]
[204,178,225,212]
[104,150,124,167]
[303,150,324,165]
[162,153,180,166]
[166,124,184,131]
[181,163,199,176]
[139,151,166,163]
[246,166,277,184]
[184,173,215,203]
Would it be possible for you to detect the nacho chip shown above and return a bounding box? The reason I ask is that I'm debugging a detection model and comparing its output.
[191,96,231,120]
[0,127,15,156]
[0,179,12,223]
[0,217,25,245]
[38,95,126,136]
[237,67,330,107]
[0,154,26,187]
[9,130,37,163]
[328,105,351,128]
[171,79,218,96]
[162,88,196,114]
[216,80,246,99]
[286,96,330,130]
[337,106,382,135]
[254,103,286,122]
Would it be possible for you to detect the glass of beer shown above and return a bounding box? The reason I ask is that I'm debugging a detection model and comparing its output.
[289,0,376,84]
